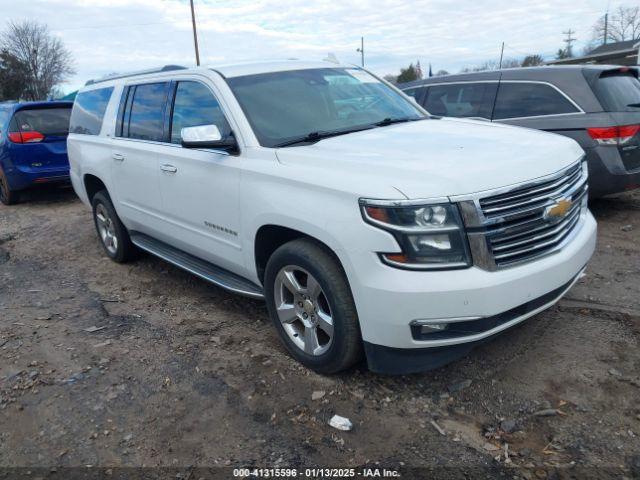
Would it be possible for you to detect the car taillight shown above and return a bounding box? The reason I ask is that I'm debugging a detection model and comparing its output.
[588,125,640,146]
[8,131,45,143]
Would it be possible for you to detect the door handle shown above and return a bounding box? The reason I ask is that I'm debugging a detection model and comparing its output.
[112,153,125,162]
[160,164,178,174]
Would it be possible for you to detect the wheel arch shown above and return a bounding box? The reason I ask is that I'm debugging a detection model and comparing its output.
[253,224,350,286]
[83,174,108,203]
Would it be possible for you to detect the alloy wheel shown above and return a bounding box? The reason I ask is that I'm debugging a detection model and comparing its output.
[274,266,334,356]
[95,203,119,255]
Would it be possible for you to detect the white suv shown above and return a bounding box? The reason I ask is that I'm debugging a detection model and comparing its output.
[68,61,597,374]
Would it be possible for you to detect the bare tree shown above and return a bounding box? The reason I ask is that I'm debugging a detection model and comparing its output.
[592,6,640,44]
[0,20,74,100]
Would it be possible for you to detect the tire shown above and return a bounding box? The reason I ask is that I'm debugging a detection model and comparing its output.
[264,238,363,374]
[0,168,19,205]
[91,190,137,263]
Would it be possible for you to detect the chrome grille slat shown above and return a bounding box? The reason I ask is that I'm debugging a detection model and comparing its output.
[493,214,580,261]
[477,161,587,268]
[489,189,586,242]
[491,208,581,252]
[481,169,582,216]
[480,164,582,208]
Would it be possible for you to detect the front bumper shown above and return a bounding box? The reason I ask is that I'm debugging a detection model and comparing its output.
[348,211,597,372]
[364,268,584,374]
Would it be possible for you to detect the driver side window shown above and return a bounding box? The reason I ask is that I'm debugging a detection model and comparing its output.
[170,81,231,144]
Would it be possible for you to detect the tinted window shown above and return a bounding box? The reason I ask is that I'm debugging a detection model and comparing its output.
[13,107,72,136]
[403,86,428,104]
[170,81,231,144]
[127,83,168,142]
[593,73,640,112]
[424,83,496,118]
[227,68,424,148]
[0,108,10,131]
[70,87,113,135]
[493,83,579,120]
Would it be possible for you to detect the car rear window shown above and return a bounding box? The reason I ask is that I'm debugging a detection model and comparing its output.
[493,82,579,120]
[592,72,640,112]
[13,107,71,136]
[70,87,114,135]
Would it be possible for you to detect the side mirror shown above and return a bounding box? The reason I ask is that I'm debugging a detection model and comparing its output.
[181,124,238,153]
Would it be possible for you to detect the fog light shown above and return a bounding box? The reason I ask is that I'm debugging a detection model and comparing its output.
[420,323,448,334]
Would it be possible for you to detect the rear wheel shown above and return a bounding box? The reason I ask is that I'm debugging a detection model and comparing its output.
[91,190,137,263]
[264,239,363,374]
[0,169,19,205]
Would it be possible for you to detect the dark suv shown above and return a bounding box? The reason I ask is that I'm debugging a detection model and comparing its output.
[400,66,640,198]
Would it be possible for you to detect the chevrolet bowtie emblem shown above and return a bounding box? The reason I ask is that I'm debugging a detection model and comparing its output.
[544,197,573,221]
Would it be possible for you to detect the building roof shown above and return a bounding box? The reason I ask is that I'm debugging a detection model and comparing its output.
[548,39,639,65]
[588,39,640,56]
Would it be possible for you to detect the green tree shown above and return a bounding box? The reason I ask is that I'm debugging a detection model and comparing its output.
[521,54,545,67]
[396,63,419,84]
[0,49,27,100]
[555,48,570,60]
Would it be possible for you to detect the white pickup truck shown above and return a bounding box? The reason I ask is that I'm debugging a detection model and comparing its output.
[67,60,596,374]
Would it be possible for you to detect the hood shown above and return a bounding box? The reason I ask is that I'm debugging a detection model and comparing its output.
[275,117,585,199]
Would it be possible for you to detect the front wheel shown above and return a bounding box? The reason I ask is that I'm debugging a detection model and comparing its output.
[264,239,363,374]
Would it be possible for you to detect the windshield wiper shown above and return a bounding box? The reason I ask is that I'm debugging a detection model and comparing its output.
[274,125,375,148]
[374,117,423,127]
[627,103,640,108]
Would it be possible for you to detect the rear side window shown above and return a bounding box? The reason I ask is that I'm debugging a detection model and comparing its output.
[424,83,497,119]
[170,81,231,144]
[70,87,113,135]
[493,83,579,120]
[13,107,72,136]
[125,82,169,142]
[592,72,640,112]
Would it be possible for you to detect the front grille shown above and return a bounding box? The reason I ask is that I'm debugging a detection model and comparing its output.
[479,162,587,267]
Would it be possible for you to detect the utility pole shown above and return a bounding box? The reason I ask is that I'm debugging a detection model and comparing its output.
[499,42,504,69]
[356,37,364,67]
[190,0,201,66]
[562,29,576,58]
[603,13,609,44]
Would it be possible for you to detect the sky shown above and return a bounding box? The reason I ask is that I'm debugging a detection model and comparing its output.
[0,0,630,93]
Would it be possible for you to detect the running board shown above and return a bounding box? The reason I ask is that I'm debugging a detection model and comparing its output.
[130,232,264,299]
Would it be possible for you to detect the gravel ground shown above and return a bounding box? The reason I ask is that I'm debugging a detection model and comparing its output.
[0,186,639,479]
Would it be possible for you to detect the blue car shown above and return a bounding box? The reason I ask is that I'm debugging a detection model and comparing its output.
[0,101,73,205]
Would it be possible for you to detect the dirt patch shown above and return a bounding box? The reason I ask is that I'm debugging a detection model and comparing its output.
[1,188,639,477]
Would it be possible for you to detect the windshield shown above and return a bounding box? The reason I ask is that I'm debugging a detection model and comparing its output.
[226,67,425,147]
[593,72,640,112]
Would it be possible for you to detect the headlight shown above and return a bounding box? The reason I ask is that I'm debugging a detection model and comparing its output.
[360,200,471,270]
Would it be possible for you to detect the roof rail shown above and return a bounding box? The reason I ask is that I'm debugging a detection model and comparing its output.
[85,65,188,86]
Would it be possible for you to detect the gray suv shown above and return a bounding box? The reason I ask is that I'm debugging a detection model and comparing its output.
[400,66,640,198]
